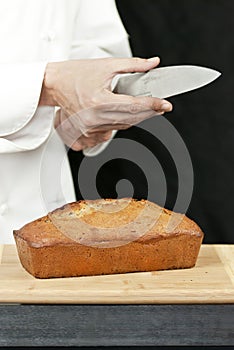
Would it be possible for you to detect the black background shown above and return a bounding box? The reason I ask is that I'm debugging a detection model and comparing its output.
[68,0,234,243]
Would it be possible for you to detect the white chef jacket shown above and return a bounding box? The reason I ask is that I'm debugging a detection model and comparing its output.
[0,0,131,243]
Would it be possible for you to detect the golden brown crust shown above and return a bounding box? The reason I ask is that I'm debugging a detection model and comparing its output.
[13,198,204,278]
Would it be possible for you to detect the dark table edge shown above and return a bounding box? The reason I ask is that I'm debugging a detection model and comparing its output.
[0,304,233,347]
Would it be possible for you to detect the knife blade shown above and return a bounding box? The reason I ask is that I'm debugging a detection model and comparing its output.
[114,65,221,98]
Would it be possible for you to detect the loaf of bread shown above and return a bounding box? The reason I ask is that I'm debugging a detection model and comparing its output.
[13,198,204,278]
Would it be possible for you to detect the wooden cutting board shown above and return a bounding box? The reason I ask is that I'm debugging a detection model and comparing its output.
[0,244,233,304]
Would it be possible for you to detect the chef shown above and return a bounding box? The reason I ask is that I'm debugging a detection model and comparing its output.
[0,0,172,244]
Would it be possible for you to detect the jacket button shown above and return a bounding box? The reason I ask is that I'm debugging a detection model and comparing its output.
[0,203,8,215]
[41,31,56,42]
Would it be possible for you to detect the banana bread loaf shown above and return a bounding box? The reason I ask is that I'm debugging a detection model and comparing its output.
[13,198,204,278]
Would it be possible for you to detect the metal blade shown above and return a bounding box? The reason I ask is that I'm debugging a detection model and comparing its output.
[114,65,221,98]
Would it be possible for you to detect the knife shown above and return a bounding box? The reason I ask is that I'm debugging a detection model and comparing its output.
[84,65,221,156]
[114,65,221,98]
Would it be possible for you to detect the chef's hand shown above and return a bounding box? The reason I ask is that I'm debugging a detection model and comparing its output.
[54,108,113,151]
[39,57,172,150]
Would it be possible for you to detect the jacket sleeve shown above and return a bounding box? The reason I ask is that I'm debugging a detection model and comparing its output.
[70,0,132,60]
[0,61,54,153]
[70,0,131,157]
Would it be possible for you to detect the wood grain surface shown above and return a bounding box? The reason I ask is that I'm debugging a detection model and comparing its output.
[0,244,233,304]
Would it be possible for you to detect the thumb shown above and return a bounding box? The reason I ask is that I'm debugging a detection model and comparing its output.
[111,56,160,75]
[54,108,61,129]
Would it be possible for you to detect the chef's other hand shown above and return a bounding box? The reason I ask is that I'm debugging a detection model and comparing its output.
[39,57,173,150]
[54,108,113,151]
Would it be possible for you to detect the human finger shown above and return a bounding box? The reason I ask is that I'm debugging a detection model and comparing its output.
[109,56,161,75]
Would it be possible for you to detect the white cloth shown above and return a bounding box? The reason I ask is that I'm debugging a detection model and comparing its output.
[0,0,131,243]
